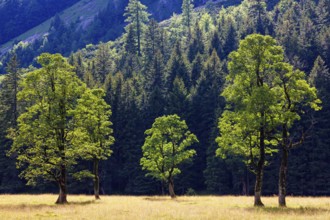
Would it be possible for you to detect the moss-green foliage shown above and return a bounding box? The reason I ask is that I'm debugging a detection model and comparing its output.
[7,53,86,186]
[216,34,320,204]
[140,115,198,183]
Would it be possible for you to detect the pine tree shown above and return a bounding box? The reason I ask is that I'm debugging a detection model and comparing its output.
[0,53,20,128]
[124,0,150,56]
[145,51,166,120]
[315,0,329,30]
[182,0,195,39]
[209,31,222,59]
[166,41,191,89]
[248,0,268,34]
[190,50,225,191]
[191,53,204,86]
[72,51,86,79]
[0,53,24,193]
[144,19,162,62]
[188,22,205,62]
[94,43,112,84]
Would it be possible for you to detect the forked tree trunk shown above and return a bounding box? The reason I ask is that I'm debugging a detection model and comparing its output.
[168,178,176,199]
[56,166,68,204]
[94,159,100,200]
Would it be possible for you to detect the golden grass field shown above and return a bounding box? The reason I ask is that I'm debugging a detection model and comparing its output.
[0,195,329,220]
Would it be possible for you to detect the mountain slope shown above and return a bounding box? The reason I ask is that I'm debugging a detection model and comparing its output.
[0,0,81,44]
[0,0,110,55]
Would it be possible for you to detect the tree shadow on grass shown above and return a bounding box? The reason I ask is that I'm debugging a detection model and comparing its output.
[144,197,169,202]
[244,206,329,215]
[0,200,96,211]
[143,197,192,203]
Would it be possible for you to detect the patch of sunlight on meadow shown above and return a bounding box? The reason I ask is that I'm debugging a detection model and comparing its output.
[0,195,329,220]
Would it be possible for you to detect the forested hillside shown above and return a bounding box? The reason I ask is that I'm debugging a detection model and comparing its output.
[0,0,81,44]
[0,0,243,72]
[0,0,329,203]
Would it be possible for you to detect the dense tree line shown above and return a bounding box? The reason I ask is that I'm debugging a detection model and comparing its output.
[0,0,243,73]
[0,0,329,204]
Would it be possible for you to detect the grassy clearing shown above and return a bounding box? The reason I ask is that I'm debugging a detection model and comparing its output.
[0,195,329,219]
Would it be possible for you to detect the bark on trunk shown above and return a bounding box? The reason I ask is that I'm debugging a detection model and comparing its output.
[254,169,264,206]
[279,147,288,207]
[254,124,265,207]
[94,159,100,200]
[56,166,67,204]
[168,178,176,199]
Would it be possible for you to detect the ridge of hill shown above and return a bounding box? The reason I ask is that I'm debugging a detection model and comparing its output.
[0,0,110,55]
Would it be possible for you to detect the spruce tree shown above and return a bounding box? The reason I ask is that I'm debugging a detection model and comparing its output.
[182,0,195,39]
[124,0,150,56]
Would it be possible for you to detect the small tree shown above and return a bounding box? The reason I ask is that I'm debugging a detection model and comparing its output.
[140,114,198,198]
[72,88,114,200]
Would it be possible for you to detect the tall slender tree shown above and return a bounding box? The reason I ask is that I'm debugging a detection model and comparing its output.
[276,62,320,207]
[217,35,287,206]
[124,0,150,56]
[182,0,195,39]
[0,53,20,128]
[73,88,114,200]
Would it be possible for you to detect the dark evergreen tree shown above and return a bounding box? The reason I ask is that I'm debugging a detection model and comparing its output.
[248,0,268,34]
[166,41,191,89]
[209,31,222,59]
[94,43,113,84]
[124,0,150,56]
[188,22,205,62]
[0,53,25,193]
[182,0,195,39]
[190,50,225,191]
[191,53,204,87]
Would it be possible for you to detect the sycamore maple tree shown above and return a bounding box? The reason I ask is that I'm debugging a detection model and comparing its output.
[8,53,86,204]
[72,88,114,200]
[140,114,198,198]
[216,34,320,207]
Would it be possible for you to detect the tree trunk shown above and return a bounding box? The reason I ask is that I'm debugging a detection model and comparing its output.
[94,159,100,200]
[254,167,264,206]
[168,178,176,199]
[279,125,289,207]
[56,166,67,204]
[254,125,265,207]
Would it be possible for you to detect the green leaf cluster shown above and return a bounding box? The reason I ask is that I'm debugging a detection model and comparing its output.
[140,114,198,182]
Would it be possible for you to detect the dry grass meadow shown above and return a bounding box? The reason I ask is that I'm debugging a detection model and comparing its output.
[0,195,329,219]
